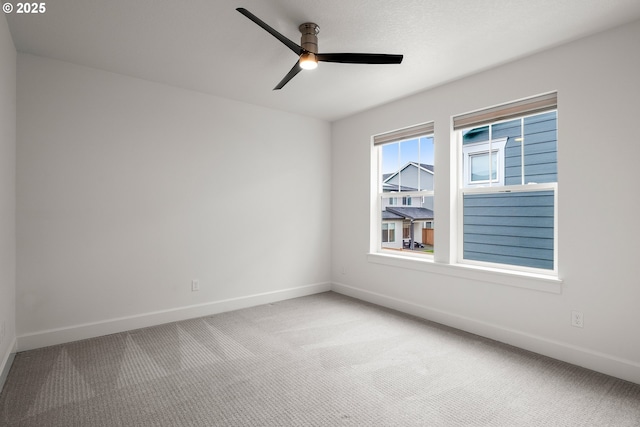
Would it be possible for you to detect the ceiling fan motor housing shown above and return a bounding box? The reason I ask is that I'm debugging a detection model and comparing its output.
[299,23,319,53]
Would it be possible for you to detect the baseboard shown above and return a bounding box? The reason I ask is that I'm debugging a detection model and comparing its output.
[331,282,640,385]
[0,338,16,393]
[17,282,332,352]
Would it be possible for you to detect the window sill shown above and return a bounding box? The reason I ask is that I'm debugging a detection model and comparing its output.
[367,252,562,294]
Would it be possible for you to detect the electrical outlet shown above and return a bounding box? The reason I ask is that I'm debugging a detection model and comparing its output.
[571,311,584,328]
[191,279,200,292]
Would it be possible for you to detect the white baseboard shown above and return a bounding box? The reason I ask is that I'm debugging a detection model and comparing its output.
[0,338,16,393]
[17,282,331,352]
[332,281,640,385]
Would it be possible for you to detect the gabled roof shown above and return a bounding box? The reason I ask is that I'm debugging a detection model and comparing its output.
[382,183,419,192]
[382,210,405,220]
[385,207,434,221]
[383,162,434,184]
[418,163,434,173]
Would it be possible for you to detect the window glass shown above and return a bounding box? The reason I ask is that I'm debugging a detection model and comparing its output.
[470,151,497,182]
[372,94,558,279]
[382,223,395,243]
[459,110,557,272]
[377,129,434,255]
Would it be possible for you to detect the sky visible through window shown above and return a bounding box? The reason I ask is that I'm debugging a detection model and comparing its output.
[381,136,434,175]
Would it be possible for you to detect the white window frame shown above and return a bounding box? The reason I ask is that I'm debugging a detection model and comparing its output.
[462,137,507,187]
[368,93,561,292]
[382,222,396,243]
[456,183,559,276]
[372,122,434,259]
[455,106,558,276]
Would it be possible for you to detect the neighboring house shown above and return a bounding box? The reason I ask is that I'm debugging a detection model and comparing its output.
[381,162,434,250]
[461,111,558,187]
[460,111,558,269]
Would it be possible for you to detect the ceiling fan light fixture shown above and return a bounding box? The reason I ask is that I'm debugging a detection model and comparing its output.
[299,52,318,70]
[236,8,403,89]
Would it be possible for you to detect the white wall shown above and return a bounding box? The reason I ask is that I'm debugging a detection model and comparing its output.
[331,20,640,383]
[0,14,16,386]
[16,54,331,349]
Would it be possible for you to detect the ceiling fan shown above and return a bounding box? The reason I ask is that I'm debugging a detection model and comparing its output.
[236,8,404,90]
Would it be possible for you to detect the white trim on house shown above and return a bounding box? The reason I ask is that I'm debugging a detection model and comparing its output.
[383,161,434,188]
[462,137,508,187]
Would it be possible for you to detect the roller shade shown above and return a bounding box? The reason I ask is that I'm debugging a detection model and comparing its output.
[373,122,434,146]
[453,92,557,131]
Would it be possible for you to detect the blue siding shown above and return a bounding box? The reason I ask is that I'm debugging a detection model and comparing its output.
[462,126,489,143]
[492,119,520,140]
[463,191,555,270]
[461,111,557,270]
[505,112,557,185]
[462,111,558,186]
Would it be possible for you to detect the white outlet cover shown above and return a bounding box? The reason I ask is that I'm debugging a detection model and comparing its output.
[571,311,583,327]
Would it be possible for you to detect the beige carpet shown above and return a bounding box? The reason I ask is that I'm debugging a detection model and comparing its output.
[1,292,639,426]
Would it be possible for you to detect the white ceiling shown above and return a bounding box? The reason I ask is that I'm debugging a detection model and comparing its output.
[6,0,640,121]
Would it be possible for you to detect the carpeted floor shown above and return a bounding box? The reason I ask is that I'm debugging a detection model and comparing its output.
[1,291,639,426]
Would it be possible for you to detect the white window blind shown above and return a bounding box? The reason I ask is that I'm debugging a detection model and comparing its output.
[453,92,557,131]
[374,122,434,146]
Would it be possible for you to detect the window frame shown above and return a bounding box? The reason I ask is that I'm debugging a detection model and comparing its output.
[456,182,559,276]
[462,137,508,187]
[368,93,561,291]
[382,222,396,243]
[455,104,558,276]
[372,122,435,259]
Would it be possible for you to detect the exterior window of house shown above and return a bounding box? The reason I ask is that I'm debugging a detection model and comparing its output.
[454,92,558,273]
[373,122,435,255]
[471,152,495,181]
[382,223,395,243]
[462,137,507,187]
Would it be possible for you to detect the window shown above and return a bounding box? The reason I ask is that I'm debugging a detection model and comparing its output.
[382,223,395,243]
[373,122,434,254]
[454,92,558,273]
[462,137,507,186]
[471,152,496,181]
[369,93,560,288]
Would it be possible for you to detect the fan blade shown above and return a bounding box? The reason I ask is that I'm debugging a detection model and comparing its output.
[274,62,303,90]
[236,8,302,55]
[317,53,403,64]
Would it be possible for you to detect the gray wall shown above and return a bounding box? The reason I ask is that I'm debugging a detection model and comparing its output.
[0,14,16,384]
